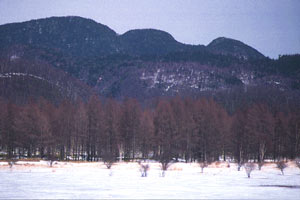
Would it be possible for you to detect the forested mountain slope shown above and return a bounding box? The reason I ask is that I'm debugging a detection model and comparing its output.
[0,16,299,104]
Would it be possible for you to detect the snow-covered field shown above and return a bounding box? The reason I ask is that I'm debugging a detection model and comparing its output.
[0,161,299,199]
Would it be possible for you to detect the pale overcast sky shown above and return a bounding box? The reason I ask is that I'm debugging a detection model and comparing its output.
[0,0,299,58]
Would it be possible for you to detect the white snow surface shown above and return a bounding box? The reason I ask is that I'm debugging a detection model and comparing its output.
[0,161,299,199]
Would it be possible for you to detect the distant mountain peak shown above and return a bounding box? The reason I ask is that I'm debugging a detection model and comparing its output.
[27,16,110,27]
[0,16,118,57]
[207,37,265,60]
[121,29,176,41]
[208,37,231,45]
[119,28,185,55]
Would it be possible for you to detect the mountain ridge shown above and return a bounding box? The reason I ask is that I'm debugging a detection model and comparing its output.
[0,16,299,104]
[0,16,266,59]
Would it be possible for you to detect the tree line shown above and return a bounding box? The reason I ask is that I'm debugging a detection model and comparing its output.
[0,96,299,164]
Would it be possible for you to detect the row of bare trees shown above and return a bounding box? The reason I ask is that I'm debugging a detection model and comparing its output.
[0,96,299,164]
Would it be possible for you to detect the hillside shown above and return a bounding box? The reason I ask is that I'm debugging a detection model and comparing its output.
[0,16,299,104]
[0,50,93,103]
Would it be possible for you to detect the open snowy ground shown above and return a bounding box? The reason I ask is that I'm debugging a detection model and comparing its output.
[0,161,299,199]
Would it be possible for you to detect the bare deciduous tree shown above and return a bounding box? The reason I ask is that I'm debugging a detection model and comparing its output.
[237,161,244,171]
[46,154,57,167]
[247,104,274,168]
[158,149,174,177]
[231,109,247,171]
[102,152,116,169]
[276,161,287,175]
[8,160,15,168]
[295,159,300,169]
[160,160,172,177]
[154,100,176,177]
[199,161,208,173]
[244,162,255,178]
[119,98,141,161]
[138,161,150,177]
[258,161,264,170]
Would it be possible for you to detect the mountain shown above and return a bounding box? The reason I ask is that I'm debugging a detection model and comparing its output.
[119,29,188,56]
[207,37,265,60]
[0,16,299,104]
[0,16,264,59]
[0,16,119,58]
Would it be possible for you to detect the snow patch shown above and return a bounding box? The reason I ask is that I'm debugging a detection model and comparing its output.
[10,55,19,61]
[0,73,45,81]
[140,69,161,88]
